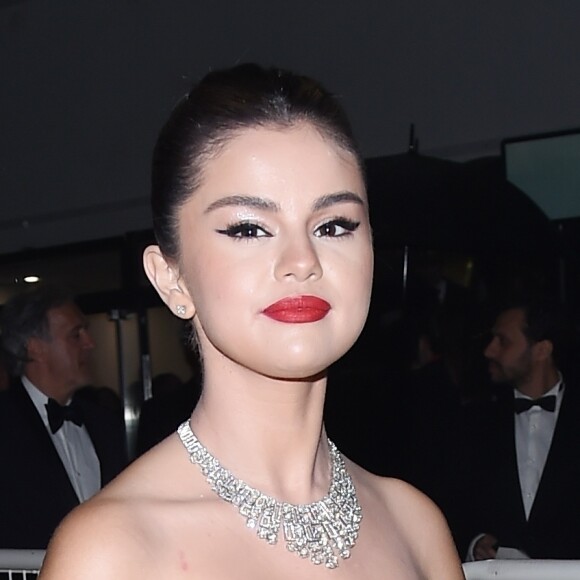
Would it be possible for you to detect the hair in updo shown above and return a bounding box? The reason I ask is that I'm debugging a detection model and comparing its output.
[151,63,363,261]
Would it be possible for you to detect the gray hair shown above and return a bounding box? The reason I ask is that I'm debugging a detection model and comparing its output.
[0,285,73,376]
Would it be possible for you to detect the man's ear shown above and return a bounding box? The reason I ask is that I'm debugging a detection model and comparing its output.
[143,245,195,319]
[26,336,46,363]
[534,338,553,362]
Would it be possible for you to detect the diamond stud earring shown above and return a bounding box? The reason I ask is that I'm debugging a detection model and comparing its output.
[176,305,186,316]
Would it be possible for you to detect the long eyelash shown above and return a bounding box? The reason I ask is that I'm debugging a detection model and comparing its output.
[215,223,243,236]
[331,218,360,231]
[215,221,271,238]
[319,218,360,234]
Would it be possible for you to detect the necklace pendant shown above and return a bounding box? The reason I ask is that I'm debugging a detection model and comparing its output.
[177,421,362,569]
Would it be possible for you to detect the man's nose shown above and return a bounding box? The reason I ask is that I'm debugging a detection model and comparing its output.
[82,329,96,350]
[484,337,497,359]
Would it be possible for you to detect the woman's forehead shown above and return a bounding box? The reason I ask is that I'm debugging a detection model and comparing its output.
[194,124,364,196]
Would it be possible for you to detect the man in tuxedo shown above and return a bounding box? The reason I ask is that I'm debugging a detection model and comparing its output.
[465,298,580,560]
[0,285,128,549]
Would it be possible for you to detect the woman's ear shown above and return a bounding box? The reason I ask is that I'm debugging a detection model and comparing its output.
[143,245,195,319]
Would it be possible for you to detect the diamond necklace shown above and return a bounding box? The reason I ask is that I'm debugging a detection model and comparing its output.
[177,421,362,569]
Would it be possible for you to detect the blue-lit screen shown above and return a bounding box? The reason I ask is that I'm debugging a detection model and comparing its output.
[504,131,580,220]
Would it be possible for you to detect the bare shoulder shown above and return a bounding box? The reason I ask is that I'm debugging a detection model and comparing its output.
[40,434,206,579]
[40,495,149,579]
[349,463,465,579]
[349,461,437,510]
[371,474,437,516]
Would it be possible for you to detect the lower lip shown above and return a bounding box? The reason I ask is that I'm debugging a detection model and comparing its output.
[262,296,331,323]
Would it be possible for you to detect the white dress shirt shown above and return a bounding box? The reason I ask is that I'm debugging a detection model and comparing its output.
[466,377,564,560]
[22,376,101,502]
[514,378,564,519]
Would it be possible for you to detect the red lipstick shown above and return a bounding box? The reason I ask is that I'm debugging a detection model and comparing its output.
[262,295,330,323]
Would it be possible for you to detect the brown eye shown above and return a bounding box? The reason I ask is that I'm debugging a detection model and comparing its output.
[314,219,360,238]
[217,222,272,239]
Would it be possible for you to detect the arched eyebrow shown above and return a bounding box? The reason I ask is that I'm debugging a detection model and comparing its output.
[204,195,280,214]
[204,191,364,214]
[312,191,365,211]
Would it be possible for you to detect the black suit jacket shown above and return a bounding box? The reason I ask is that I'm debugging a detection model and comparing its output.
[0,381,128,549]
[464,382,580,559]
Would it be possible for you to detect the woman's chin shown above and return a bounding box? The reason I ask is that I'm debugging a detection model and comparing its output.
[263,367,328,383]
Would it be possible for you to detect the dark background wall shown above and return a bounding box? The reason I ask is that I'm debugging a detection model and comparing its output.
[1,0,579,253]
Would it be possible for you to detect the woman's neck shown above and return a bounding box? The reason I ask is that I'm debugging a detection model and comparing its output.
[188,366,330,504]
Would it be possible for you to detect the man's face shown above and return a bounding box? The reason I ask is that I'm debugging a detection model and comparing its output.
[484,308,534,386]
[34,303,95,396]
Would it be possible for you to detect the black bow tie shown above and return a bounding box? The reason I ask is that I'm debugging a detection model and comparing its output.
[514,395,556,414]
[46,398,84,433]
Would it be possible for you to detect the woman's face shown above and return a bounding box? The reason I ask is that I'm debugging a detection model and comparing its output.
[163,123,372,380]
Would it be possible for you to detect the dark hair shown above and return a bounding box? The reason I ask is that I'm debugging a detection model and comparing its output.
[151,63,363,260]
[0,285,73,376]
[498,298,573,370]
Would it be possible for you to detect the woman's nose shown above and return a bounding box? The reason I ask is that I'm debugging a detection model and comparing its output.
[274,234,323,282]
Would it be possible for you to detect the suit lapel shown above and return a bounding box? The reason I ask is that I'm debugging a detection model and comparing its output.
[491,393,528,530]
[12,381,80,503]
[78,397,127,485]
[528,385,578,521]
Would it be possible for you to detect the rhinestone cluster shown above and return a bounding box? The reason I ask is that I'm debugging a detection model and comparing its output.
[177,421,362,569]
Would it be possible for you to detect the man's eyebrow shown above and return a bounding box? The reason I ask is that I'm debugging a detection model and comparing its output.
[204,195,280,214]
[312,191,365,212]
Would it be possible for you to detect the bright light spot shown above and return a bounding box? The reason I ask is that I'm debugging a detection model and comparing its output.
[23,276,40,283]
